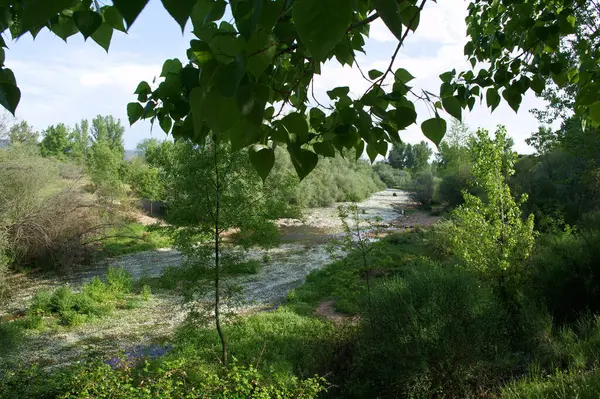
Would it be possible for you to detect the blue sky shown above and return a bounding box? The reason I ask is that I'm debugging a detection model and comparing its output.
[5,0,547,153]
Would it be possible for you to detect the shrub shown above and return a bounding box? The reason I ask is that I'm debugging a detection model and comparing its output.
[0,357,326,399]
[24,268,134,328]
[0,146,112,270]
[175,309,338,376]
[410,171,435,207]
[528,214,600,323]
[372,162,413,189]
[347,264,512,398]
[226,259,261,275]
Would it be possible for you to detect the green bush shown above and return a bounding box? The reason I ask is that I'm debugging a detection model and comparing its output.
[175,309,338,376]
[528,216,600,323]
[372,162,413,189]
[24,268,134,328]
[226,259,261,275]
[0,357,326,399]
[101,223,172,257]
[410,171,435,207]
[347,264,512,398]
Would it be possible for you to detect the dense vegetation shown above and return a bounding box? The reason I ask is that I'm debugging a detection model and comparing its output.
[0,0,598,397]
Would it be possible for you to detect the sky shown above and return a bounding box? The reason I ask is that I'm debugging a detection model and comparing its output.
[4,0,547,153]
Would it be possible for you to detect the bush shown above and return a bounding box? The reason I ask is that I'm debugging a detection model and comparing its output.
[225,259,261,274]
[0,146,110,270]
[410,171,435,207]
[347,264,512,398]
[24,268,133,328]
[0,357,326,399]
[372,162,413,189]
[175,309,338,376]
[528,215,600,323]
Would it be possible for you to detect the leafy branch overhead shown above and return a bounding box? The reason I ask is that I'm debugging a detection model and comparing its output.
[0,0,597,180]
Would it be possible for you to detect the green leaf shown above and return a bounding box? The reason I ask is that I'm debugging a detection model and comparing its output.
[91,22,113,52]
[161,59,183,77]
[50,16,79,41]
[502,86,522,112]
[282,112,309,144]
[394,106,417,129]
[127,102,144,125]
[0,82,20,115]
[589,101,600,125]
[421,117,447,146]
[355,140,365,160]
[368,69,384,80]
[366,142,379,163]
[249,144,275,182]
[191,0,227,30]
[486,88,500,111]
[159,116,172,133]
[288,145,318,180]
[73,10,103,40]
[236,83,269,125]
[327,86,350,100]
[394,68,414,83]
[103,6,127,33]
[530,75,546,95]
[442,96,462,121]
[292,0,353,62]
[134,81,152,100]
[400,5,420,31]
[373,0,403,40]
[190,87,240,133]
[439,71,454,83]
[161,0,197,32]
[314,141,336,157]
[20,0,73,34]
[246,31,276,79]
[113,0,150,28]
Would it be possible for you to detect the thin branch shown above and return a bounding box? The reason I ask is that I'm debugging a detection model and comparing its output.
[364,0,428,96]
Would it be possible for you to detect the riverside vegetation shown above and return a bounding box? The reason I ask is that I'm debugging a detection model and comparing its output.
[0,0,599,397]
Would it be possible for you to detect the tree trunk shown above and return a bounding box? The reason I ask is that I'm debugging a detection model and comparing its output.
[214,143,227,367]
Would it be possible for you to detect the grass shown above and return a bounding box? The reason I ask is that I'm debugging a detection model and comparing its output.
[502,369,600,399]
[16,267,143,330]
[225,259,261,275]
[101,222,172,257]
[286,230,429,315]
[174,308,340,375]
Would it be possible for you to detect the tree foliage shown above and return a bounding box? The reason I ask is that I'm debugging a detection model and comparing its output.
[0,0,594,180]
[436,127,536,284]
[387,140,432,171]
[40,123,69,158]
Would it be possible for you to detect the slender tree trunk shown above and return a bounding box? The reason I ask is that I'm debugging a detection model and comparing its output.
[213,143,227,367]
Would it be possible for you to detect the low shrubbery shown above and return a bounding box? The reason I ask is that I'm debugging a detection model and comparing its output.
[19,267,142,328]
[346,264,513,398]
[0,357,326,399]
[100,222,172,257]
[528,213,600,324]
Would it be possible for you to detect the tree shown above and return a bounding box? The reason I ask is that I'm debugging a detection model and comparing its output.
[439,127,536,292]
[8,121,38,146]
[87,141,124,200]
[387,140,431,171]
[67,119,90,162]
[0,1,595,181]
[147,138,283,366]
[40,123,69,159]
[91,115,124,156]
